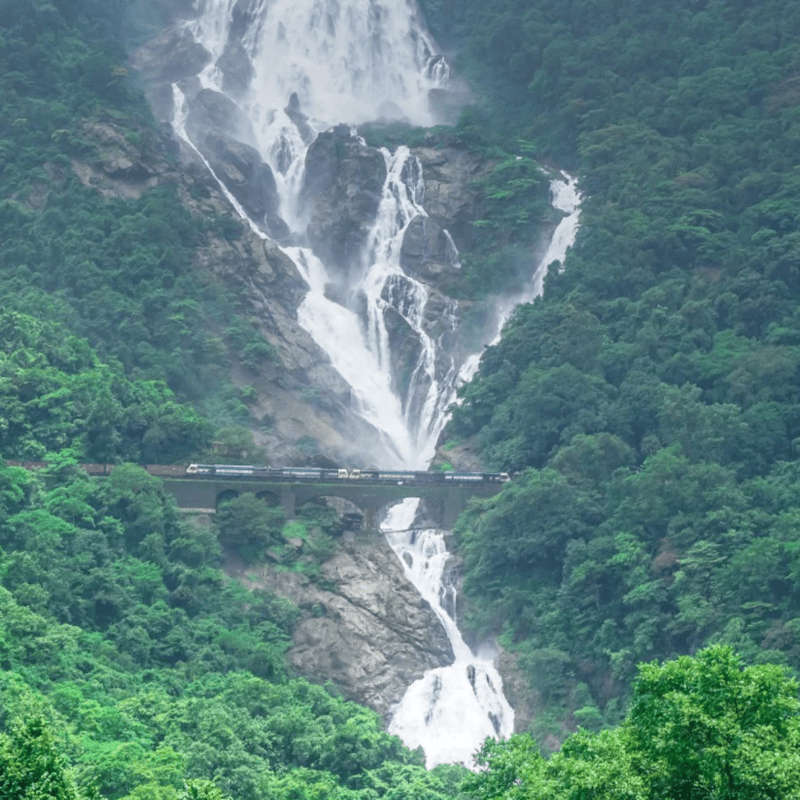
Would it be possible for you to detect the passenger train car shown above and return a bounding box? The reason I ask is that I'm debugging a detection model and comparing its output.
[5,461,510,484]
[184,464,510,483]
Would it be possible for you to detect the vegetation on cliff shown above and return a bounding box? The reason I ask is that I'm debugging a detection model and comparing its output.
[0,0,271,437]
[5,0,800,790]
[418,0,800,743]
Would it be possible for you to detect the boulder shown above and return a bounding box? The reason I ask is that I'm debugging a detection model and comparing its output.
[203,131,281,222]
[185,88,256,146]
[399,214,460,280]
[285,93,316,146]
[301,124,387,280]
[229,0,255,40]
[130,26,212,84]
[216,39,254,97]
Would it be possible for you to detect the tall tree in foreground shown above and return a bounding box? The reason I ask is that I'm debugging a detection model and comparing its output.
[465,646,800,800]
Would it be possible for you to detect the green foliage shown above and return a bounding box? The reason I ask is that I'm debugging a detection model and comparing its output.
[0,311,213,463]
[430,0,800,740]
[215,493,285,562]
[0,0,272,433]
[465,647,800,800]
[0,460,465,800]
[0,715,96,800]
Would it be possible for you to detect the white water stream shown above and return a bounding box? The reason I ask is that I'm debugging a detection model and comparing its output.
[171,0,580,768]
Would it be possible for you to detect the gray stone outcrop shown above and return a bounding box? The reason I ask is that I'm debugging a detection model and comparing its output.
[411,146,491,252]
[203,132,283,233]
[399,214,460,281]
[229,534,454,720]
[301,125,387,280]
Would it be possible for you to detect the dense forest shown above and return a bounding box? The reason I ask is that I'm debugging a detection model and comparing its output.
[0,1,468,797]
[417,0,800,744]
[4,0,800,795]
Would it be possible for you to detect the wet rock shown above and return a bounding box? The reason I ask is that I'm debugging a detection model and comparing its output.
[411,147,491,252]
[399,214,460,281]
[229,0,255,39]
[230,535,455,720]
[265,213,292,244]
[302,124,387,280]
[130,26,212,84]
[381,302,424,401]
[285,93,316,145]
[185,88,256,146]
[216,39,254,97]
[203,131,281,222]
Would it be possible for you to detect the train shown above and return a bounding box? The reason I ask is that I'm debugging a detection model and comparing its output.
[185,464,510,484]
[5,460,510,484]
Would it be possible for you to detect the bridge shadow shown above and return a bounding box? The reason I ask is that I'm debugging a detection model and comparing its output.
[256,490,280,507]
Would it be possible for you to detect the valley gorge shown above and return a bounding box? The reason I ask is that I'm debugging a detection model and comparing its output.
[114,0,579,767]
[5,0,800,793]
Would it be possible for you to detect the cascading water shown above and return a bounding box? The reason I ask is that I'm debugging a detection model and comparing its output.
[170,0,581,768]
[383,499,515,767]
[384,176,581,768]
[459,173,582,385]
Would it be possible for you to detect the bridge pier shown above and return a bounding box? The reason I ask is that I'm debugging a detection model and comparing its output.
[443,489,469,530]
[280,485,296,519]
[363,506,379,530]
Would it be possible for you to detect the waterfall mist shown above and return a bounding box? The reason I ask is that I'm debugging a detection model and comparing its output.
[168,0,581,768]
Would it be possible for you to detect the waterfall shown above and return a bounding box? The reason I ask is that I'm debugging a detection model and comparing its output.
[383,499,515,767]
[170,0,581,769]
[384,176,581,767]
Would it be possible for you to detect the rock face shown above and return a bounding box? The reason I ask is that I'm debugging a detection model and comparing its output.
[184,87,257,146]
[182,90,288,240]
[203,132,287,239]
[302,124,387,280]
[216,38,254,97]
[410,146,491,252]
[130,26,212,85]
[229,534,454,720]
[399,214,460,281]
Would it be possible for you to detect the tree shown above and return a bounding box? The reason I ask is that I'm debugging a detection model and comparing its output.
[179,781,228,800]
[215,493,285,562]
[464,647,800,800]
[627,646,800,799]
[0,715,97,800]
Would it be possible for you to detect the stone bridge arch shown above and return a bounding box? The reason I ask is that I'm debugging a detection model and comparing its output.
[159,474,504,528]
[296,493,369,532]
[256,489,280,507]
[216,489,240,509]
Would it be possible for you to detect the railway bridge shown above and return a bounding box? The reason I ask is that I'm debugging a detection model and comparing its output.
[5,462,508,529]
[162,474,502,529]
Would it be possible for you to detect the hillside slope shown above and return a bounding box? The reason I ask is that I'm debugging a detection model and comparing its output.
[421,0,800,744]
